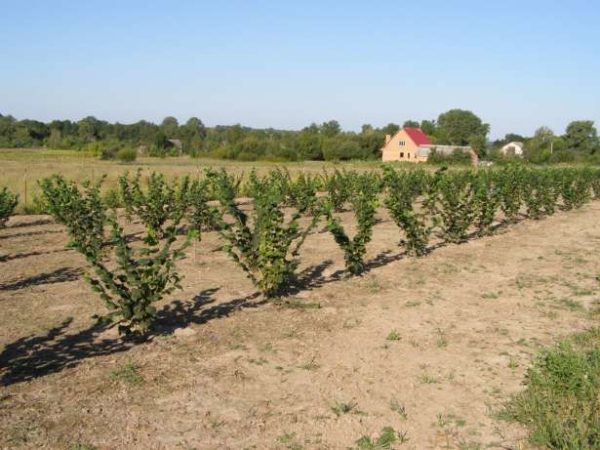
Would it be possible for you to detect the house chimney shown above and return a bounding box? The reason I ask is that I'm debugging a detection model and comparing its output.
[385,134,391,144]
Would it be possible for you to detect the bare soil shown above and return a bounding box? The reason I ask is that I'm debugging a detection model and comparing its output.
[1,203,599,449]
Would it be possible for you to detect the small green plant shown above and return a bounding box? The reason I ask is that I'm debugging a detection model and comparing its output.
[331,400,358,416]
[119,170,190,238]
[109,361,144,385]
[472,171,499,235]
[287,171,320,214]
[39,175,107,257]
[427,170,476,244]
[187,176,221,239]
[41,175,191,338]
[299,357,319,371]
[389,398,408,419]
[419,373,440,384]
[386,329,401,341]
[0,186,18,228]
[210,168,319,297]
[354,426,406,449]
[495,165,524,223]
[383,167,433,256]
[481,291,500,300]
[325,172,379,275]
[87,219,191,337]
[69,444,97,450]
[323,169,353,212]
[277,432,303,450]
[435,328,448,348]
[559,168,592,210]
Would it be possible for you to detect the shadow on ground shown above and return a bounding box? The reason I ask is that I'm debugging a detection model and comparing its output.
[0,229,63,241]
[0,249,71,264]
[5,218,55,229]
[0,267,82,291]
[0,287,266,386]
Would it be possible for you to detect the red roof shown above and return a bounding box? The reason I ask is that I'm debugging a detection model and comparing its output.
[403,128,431,146]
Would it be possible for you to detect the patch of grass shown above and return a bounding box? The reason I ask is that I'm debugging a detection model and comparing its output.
[457,441,482,450]
[331,400,358,416]
[277,432,303,450]
[280,298,321,309]
[435,413,449,428]
[109,361,144,385]
[404,300,421,308]
[558,298,585,312]
[260,342,277,353]
[500,328,600,449]
[6,424,41,446]
[590,300,600,317]
[386,329,401,341]
[282,328,302,339]
[389,398,408,419]
[481,291,500,300]
[353,427,407,449]
[362,278,383,293]
[248,357,268,366]
[343,318,362,329]
[435,412,466,429]
[70,444,97,450]
[419,373,440,384]
[435,328,448,348]
[298,357,319,371]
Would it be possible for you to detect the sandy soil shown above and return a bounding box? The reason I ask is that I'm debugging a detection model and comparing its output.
[1,202,599,449]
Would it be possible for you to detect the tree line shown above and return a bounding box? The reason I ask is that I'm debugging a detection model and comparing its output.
[0,109,598,163]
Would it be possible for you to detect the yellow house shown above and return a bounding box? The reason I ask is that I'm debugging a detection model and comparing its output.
[381,128,432,163]
[381,127,478,165]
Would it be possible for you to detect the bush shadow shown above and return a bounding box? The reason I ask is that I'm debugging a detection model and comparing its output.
[0,287,265,386]
[0,267,82,292]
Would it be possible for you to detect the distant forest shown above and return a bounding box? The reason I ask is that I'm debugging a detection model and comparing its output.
[0,109,598,163]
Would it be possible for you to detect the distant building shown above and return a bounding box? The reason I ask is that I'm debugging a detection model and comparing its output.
[167,139,183,153]
[500,141,524,157]
[381,127,478,165]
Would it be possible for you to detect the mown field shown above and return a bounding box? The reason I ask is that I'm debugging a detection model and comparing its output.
[1,151,599,449]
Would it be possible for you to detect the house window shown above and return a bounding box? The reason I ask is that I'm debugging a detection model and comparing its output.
[400,152,404,158]
[399,140,405,146]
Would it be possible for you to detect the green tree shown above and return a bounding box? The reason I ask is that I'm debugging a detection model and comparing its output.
[320,120,341,137]
[524,126,555,162]
[420,120,437,137]
[437,109,489,146]
[78,116,103,142]
[564,120,599,154]
[160,116,179,138]
[382,123,400,136]
[403,120,420,128]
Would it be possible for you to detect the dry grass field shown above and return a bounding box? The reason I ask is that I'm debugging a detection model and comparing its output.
[1,183,599,449]
[0,148,387,213]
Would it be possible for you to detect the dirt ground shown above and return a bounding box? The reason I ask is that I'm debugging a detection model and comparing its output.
[1,202,599,449]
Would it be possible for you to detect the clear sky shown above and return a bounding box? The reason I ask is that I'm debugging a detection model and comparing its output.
[1,0,599,138]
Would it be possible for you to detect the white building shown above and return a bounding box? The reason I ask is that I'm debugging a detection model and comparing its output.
[500,141,524,157]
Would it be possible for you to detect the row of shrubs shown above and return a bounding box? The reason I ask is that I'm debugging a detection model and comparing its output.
[1,166,599,338]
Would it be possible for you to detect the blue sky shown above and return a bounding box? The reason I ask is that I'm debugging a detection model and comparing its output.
[1,0,599,138]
